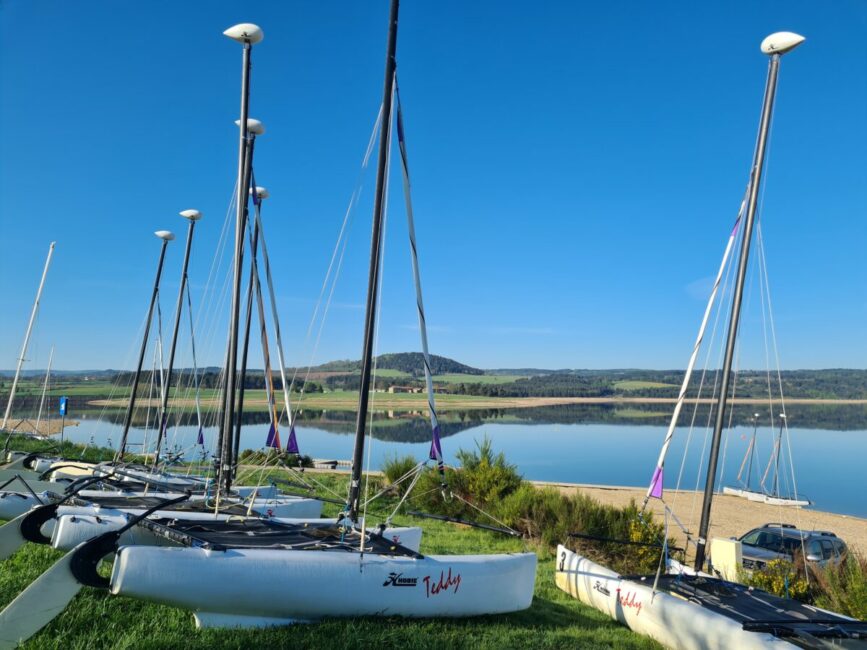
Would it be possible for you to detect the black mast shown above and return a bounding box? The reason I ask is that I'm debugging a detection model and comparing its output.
[116,231,173,462]
[233,155,261,471]
[694,33,803,570]
[217,24,260,494]
[153,210,201,467]
[346,0,400,523]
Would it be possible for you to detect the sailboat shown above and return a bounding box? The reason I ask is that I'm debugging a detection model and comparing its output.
[555,32,867,649]
[0,11,534,643]
[723,413,811,507]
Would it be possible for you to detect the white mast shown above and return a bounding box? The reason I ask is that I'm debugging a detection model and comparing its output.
[33,346,55,436]
[2,242,56,431]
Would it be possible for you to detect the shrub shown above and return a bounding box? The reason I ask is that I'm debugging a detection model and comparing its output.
[382,454,420,496]
[412,435,523,519]
[238,448,313,468]
[812,552,867,620]
[742,559,810,600]
[404,436,671,574]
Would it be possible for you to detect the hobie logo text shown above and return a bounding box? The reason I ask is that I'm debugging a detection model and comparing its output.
[382,572,418,587]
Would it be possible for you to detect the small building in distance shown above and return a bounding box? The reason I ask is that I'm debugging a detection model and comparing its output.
[387,385,423,394]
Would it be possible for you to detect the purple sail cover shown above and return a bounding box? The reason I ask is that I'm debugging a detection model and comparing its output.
[649,466,664,499]
[428,425,443,461]
[196,426,204,446]
[286,425,299,455]
[265,423,282,450]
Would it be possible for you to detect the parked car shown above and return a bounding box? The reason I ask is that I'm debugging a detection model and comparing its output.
[737,523,848,571]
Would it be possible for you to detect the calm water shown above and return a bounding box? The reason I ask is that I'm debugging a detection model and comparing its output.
[62,405,867,518]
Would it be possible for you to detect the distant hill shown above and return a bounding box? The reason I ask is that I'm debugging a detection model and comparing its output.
[304,353,483,377]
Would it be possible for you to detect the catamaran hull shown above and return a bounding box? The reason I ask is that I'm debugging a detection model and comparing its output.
[0,492,58,520]
[110,546,536,626]
[721,487,810,507]
[554,545,792,650]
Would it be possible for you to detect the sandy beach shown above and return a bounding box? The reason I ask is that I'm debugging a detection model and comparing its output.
[538,481,867,556]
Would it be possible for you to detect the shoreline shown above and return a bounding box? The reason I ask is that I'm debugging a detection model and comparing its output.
[87,394,867,412]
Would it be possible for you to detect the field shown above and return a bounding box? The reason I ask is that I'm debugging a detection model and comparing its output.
[0,470,659,649]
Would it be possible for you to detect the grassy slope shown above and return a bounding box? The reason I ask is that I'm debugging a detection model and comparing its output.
[0,470,658,649]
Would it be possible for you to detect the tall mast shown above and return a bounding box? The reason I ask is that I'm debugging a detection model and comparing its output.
[153,209,202,466]
[694,31,805,571]
[116,230,175,461]
[231,121,264,470]
[253,188,299,452]
[2,242,55,431]
[218,23,262,493]
[346,0,400,523]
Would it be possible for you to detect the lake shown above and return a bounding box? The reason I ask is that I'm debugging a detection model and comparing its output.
[60,403,867,518]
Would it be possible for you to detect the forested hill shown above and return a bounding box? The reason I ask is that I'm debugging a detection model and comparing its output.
[307,353,483,377]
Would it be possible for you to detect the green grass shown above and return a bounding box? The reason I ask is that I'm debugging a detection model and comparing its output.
[612,381,676,391]
[433,374,524,385]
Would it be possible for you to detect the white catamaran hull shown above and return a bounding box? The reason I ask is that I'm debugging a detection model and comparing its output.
[554,545,793,650]
[721,487,810,507]
[0,491,60,520]
[111,546,536,627]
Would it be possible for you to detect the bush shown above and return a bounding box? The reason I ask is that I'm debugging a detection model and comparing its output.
[238,448,313,468]
[413,435,523,519]
[812,552,867,620]
[382,454,420,496]
[405,436,671,574]
[742,559,810,600]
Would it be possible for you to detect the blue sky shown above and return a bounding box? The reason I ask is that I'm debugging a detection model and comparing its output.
[1,1,865,372]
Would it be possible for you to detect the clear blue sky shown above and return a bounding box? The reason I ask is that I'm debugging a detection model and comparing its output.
[1,1,865,372]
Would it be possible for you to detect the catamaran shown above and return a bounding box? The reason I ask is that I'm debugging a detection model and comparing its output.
[555,32,867,649]
[723,413,811,507]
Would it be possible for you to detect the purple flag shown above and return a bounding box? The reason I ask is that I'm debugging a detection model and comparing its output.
[286,425,299,455]
[649,467,664,499]
[196,426,204,446]
[265,422,281,449]
[428,425,443,462]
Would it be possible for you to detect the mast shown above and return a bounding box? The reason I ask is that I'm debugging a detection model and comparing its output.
[231,121,263,469]
[253,188,299,452]
[116,230,175,461]
[33,346,54,436]
[346,0,400,523]
[772,413,785,496]
[737,412,760,490]
[2,242,55,431]
[218,23,262,493]
[694,32,804,571]
[153,209,202,466]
